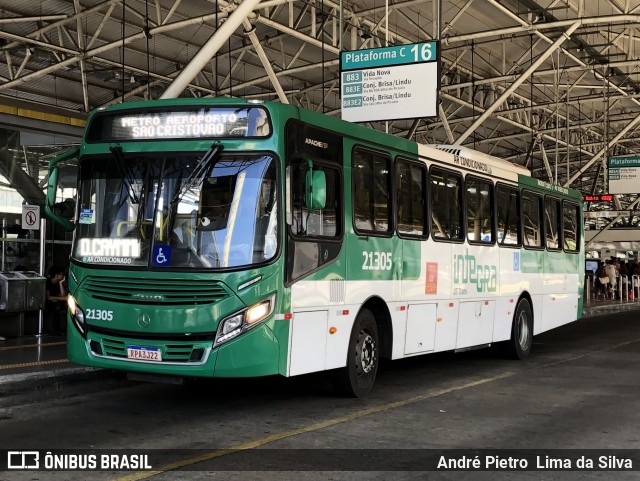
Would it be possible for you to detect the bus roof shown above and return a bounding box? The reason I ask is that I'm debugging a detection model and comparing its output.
[418,143,530,182]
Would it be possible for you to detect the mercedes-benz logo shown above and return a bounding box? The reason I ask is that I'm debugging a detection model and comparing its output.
[137,314,151,329]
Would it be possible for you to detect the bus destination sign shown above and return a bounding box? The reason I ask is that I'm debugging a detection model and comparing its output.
[86,107,270,142]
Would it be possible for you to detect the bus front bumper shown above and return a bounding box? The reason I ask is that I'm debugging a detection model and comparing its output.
[67,316,281,378]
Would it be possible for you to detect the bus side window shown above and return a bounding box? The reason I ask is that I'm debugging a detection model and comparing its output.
[352,149,391,235]
[430,167,463,241]
[353,165,373,231]
[522,191,542,248]
[496,185,520,246]
[544,197,561,250]
[562,202,580,252]
[465,176,494,243]
[396,159,427,237]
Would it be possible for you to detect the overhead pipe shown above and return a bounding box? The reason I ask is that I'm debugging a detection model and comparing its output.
[563,110,640,187]
[1,0,120,51]
[218,59,340,94]
[257,16,340,54]
[74,0,90,113]
[86,3,118,50]
[455,21,581,145]
[161,0,263,99]
[438,103,454,143]
[242,20,288,103]
[0,15,67,24]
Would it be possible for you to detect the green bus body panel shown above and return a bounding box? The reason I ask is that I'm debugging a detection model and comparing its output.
[67,315,279,377]
[68,256,289,377]
[214,324,280,377]
[520,250,580,274]
[517,175,583,202]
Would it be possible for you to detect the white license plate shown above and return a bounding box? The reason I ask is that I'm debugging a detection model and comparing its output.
[127,346,162,361]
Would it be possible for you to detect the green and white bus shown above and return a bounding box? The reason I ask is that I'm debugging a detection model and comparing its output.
[46,98,584,396]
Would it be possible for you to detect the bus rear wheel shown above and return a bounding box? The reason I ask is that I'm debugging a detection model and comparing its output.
[331,309,379,397]
[506,298,533,360]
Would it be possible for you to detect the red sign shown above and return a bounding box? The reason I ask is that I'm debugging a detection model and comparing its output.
[582,194,613,202]
[425,262,438,294]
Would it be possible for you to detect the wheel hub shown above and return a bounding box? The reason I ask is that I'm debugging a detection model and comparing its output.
[357,332,376,374]
[518,311,530,348]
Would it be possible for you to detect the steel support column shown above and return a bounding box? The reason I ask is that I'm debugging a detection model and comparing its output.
[161,0,262,99]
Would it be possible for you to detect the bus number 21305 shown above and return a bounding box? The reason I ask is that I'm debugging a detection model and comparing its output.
[362,251,392,271]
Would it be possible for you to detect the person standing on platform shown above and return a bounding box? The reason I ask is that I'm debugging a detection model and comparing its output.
[604,259,618,300]
[45,265,68,335]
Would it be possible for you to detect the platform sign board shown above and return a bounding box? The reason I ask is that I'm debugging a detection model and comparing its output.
[608,156,640,194]
[340,41,439,122]
[584,210,633,219]
[22,205,40,230]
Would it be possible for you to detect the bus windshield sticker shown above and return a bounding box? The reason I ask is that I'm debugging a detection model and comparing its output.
[79,209,95,224]
[152,245,172,267]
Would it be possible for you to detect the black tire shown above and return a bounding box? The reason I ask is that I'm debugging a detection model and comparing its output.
[331,309,379,397]
[505,298,533,360]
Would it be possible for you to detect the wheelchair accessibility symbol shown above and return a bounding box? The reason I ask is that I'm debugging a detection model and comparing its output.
[152,245,172,267]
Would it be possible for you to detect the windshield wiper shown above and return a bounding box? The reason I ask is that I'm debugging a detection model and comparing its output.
[165,142,224,243]
[109,145,140,204]
[170,141,224,206]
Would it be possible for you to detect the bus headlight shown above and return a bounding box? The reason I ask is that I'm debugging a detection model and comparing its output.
[215,295,275,347]
[220,314,243,336]
[68,295,87,337]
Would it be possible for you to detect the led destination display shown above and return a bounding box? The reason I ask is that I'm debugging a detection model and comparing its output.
[86,106,271,142]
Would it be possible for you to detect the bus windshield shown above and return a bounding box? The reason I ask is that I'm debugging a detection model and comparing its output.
[73,152,278,269]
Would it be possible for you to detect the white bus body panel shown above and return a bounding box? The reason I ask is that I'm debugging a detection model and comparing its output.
[404,303,437,354]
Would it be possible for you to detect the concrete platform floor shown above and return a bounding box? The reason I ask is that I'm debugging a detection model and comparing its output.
[0,309,639,480]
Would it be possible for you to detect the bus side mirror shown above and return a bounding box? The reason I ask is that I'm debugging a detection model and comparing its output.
[45,147,79,231]
[305,169,326,210]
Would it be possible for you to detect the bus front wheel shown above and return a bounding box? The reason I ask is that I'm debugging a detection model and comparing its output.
[506,298,533,360]
[331,309,379,397]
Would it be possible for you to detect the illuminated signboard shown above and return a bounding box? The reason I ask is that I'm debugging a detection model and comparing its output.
[86,107,271,142]
[78,238,141,264]
[582,194,613,202]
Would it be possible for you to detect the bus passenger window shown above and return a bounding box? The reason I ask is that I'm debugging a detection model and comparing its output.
[496,185,520,246]
[522,191,542,248]
[563,202,580,252]
[396,160,426,236]
[544,197,560,250]
[465,177,494,243]
[352,150,391,235]
[430,168,463,241]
